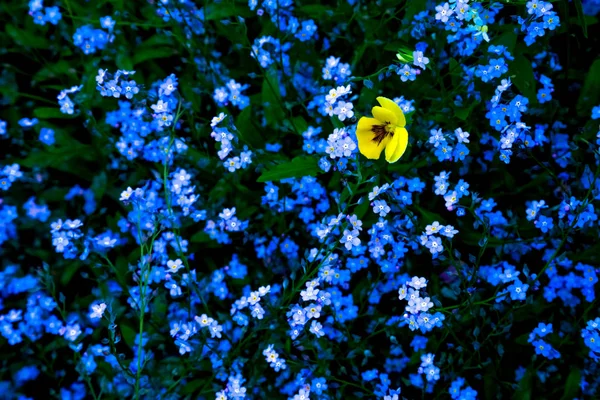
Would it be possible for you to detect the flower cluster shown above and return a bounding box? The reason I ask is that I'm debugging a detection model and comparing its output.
[398,277,445,334]
[3,0,600,399]
[57,85,83,114]
[213,79,250,110]
[97,69,140,100]
[322,84,353,121]
[263,344,287,372]
[519,1,560,46]
[73,24,111,55]
[29,0,61,25]
[582,318,600,361]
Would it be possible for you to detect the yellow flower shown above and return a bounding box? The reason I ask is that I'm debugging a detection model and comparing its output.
[356,96,409,163]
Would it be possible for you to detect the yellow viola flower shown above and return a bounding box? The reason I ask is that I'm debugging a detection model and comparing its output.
[356,96,409,163]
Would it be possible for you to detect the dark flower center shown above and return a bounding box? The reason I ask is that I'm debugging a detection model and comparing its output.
[371,123,394,145]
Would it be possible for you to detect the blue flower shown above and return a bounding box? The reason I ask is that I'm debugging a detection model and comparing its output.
[39,127,55,145]
[398,64,417,82]
[120,80,139,99]
[537,87,553,103]
[507,280,529,301]
[532,339,561,359]
[372,200,391,217]
[536,215,554,233]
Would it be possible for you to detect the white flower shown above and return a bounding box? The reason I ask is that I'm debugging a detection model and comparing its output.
[408,276,428,290]
[90,303,107,319]
[300,286,319,302]
[167,259,183,273]
[211,112,227,127]
[325,88,339,104]
[258,285,271,296]
[195,314,213,327]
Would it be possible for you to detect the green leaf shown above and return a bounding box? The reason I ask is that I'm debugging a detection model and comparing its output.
[492,31,518,55]
[190,231,212,243]
[513,367,533,400]
[510,53,536,102]
[91,172,107,200]
[205,3,253,20]
[182,379,206,395]
[447,58,462,90]
[484,365,497,400]
[573,0,588,38]
[262,68,286,126]
[352,43,370,69]
[514,334,530,346]
[236,105,264,148]
[33,107,74,119]
[120,324,136,348]
[257,156,322,183]
[560,368,581,400]
[355,200,370,220]
[296,4,335,19]
[133,47,175,65]
[33,60,74,83]
[20,140,95,170]
[576,58,600,116]
[6,24,50,49]
[415,206,444,225]
[60,263,81,286]
[331,117,345,129]
[454,101,479,121]
[291,116,309,135]
[116,52,134,72]
[404,0,428,21]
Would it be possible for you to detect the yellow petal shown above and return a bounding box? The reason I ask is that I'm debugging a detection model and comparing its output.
[357,117,379,134]
[386,127,409,163]
[356,117,389,160]
[376,96,406,127]
[371,106,397,125]
[385,131,399,162]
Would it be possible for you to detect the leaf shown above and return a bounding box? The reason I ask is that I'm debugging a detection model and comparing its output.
[33,60,74,83]
[512,367,533,400]
[261,68,285,126]
[331,117,345,129]
[576,58,600,116]
[119,324,136,349]
[352,43,370,69]
[257,156,322,183]
[355,200,370,220]
[560,368,581,400]
[415,206,444,225]
[133,47,175,65]
[20,139,96,171]
[33,107,76,119]
[116,52,133,72]
[484,365,497,400]
[514,334,530,346]
[182,379,206,395]
[91,172,107,200]
[404,0,428,21]
[6,24,50,49]
[60,263,81,286]
[492,31,518,55]
[454,102,478,121]
[204,3,253,20]
[296,4,335,19]
[235,105,264,148]
[573,0,588,38]
[290,116,309,135]
[510,53,536,103]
